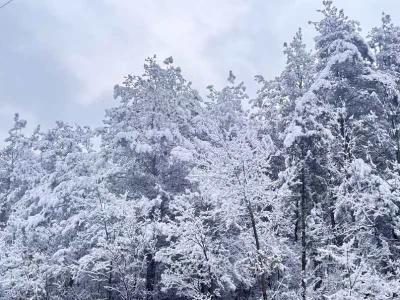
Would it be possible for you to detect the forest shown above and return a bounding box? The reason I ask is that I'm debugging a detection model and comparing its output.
[1,1,400,299]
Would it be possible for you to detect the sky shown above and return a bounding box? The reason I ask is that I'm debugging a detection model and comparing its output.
[1,0,400,141]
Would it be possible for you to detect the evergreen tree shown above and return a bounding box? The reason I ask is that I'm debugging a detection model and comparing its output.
[100,56,203,299]
[1,3,400,299]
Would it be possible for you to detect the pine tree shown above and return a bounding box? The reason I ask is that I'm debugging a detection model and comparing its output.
[186,76,288,299]
[252,28,315,146]
[254,27,325,299]
[282,85,333,299]
[101,56,203,299]
[0,114,33,228]
[2,2,400,299]
[309,1,400,298]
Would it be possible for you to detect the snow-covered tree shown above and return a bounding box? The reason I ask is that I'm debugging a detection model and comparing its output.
[0,114,36,228]
[308,2,400,298]
[252,28,315,143]
[161,76,289,299]
[100,56,203,298]
[1,3,400,299]
[320,158,400,299]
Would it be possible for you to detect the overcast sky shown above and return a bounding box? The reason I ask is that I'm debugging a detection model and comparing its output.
[1,0,399,140]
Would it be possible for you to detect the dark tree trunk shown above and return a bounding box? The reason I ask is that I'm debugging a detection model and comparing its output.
[247,203,268,300]
[146,253,156,300]
[294,199,299,242]
[108,262,113,300]
[301,166,307,300]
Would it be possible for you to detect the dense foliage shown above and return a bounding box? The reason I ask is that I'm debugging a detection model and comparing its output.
[1,1,400,299]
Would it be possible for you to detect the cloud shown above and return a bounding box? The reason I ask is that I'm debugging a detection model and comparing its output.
[22,0,249,105]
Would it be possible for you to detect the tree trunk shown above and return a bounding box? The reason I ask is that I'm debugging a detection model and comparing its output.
[247,203,268,300]
[146,253,156,300]
[146,154,159,300]
[108,264,113,300]
[294,199,299,242]
[239,161,267,300]
[301,166,307,300]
